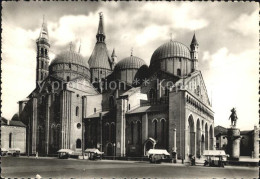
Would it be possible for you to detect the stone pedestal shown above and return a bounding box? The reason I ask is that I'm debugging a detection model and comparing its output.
[226,127,241,160]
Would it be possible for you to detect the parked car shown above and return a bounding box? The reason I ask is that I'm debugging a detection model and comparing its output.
[8,148,21,157]
[202,150,227,167]
[147,149,170,164]
[85,148,104,160]
[57,149,74,159]
[1,148,8,156]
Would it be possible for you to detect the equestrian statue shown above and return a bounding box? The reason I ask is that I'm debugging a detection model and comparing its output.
[229,108,238,127]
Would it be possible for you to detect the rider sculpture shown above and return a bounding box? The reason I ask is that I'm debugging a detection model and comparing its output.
[229,108,238,127]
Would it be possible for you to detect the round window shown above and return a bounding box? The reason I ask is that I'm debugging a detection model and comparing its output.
[77,123,81,129]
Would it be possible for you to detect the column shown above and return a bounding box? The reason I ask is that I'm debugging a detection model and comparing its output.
[45,94,51,155]
[31,97,38,155]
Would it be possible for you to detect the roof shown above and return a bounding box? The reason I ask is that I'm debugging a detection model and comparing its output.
[214,125,227,136]
[126,105,167,114]
[88,42,112,70]
[85,148,103,154]
[240,130,253,135]
[202,150,227,156]
[191,33,198,45]
[1,118,26,127]
[150,40,191,65]
[50,50,89,68]
[147,149,170,155]
[115,55,147,70]
[86,111,110,119]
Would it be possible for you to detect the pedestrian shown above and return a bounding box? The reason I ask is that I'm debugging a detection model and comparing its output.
[36,152,38,159]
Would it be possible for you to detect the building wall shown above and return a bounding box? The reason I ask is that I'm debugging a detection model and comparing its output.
[1,126,26,154]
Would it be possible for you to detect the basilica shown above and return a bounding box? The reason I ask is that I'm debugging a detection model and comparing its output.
[18,13,214,161]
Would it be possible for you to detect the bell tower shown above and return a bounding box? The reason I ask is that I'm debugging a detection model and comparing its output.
[36,16,50,86]
[190,33,199,71]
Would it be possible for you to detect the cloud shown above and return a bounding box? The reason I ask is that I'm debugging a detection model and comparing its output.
[203,47,258,130]
[229,10,258,36]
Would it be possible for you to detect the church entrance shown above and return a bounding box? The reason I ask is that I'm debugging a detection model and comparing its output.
[106,143,113,156]
[143,138,156,156]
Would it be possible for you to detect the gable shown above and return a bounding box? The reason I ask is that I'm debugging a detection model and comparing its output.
[182,71,211,106]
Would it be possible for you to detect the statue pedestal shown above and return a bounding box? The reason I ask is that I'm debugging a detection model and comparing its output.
[226,127,241,160]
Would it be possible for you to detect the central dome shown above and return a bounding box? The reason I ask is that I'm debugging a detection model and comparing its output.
[49,50,90,81]
[51,50,89,68]
[150,41,191,65]
[115,56,147,70]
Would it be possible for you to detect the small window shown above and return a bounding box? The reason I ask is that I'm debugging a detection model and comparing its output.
[179,58,181,62]
[128,104,131,110]
[41,48,44,55]
[45,49,48,56]
[223,136,225,139]
[94,108,96,113]
[41,61,44,69]
[9,133,12,148]
[77,123,81,129]
[100,71,102,74]
[67,76,70,82]
[76,106,79,116]
[177,69,181,76]
[95,78,98,82]
[76,139,81,148]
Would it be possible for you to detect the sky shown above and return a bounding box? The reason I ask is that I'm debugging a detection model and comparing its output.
[2,1,258,130]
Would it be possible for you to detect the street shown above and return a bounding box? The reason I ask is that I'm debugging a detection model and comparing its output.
[1,157,258,178]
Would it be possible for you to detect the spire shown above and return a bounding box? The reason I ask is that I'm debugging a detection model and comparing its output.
[111,48,117,57]
[96,12,105,43]
[39,15,49,40]
[78,40,81,53]
[131,47,133,56]
[191,33,198,45]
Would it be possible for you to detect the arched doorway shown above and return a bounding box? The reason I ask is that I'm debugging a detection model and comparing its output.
[209,125,213,150]
[106,143,113,156]
[205,123,209,150]
[143,138,156,156]
[196,119,201,157]
[201,134,205,155]
[188,115,195,156]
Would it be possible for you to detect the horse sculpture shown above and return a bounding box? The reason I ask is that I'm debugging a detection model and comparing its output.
[229,108,238,127]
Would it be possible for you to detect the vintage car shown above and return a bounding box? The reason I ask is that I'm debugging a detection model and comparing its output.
[85,148,104,160]
[202,150,227,167]
[147,149,170,164]
[8,148,21,157]
[57,149,74,159]
[1,148,8,156]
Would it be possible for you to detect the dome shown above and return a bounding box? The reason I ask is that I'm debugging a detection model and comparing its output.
[150,41,191,65]
[51,50,89,68]
[115,55,147,70]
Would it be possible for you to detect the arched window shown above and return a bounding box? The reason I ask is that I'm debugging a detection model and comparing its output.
[161,119,166,146]
[105,123,110,141]
[164,88,169,96]
[76,106,79,116]
[41,72,44,80]
[41,48,44,55]
[41,61,44,69]
[109,96,114,108]
[177,69,181,76]
[131,122,134,144]
[137,121,141,144]
[45,49,48,56]
[153,120,158,139]
[76,139,81,148]
[111,123,115,143]
[9,133,12,148]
